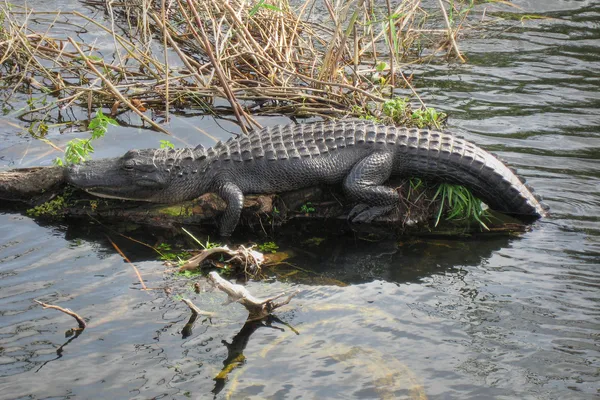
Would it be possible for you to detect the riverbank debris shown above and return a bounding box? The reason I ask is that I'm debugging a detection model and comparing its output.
[179,245,265,277]
[0,0,475,134]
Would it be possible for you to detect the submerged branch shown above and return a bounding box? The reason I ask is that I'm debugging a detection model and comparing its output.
[107,235,148,290]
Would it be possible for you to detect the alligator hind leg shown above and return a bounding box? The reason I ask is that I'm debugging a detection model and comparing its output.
[344,152,398,223]
[217,181,244,236]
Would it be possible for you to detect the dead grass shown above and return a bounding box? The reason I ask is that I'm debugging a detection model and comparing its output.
[0,0,476,134]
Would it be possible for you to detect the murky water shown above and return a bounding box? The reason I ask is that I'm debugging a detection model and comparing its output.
[1,1,599,399]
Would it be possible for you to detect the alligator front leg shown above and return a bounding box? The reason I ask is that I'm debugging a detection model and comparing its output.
[344,151,398,223]
[216,181,244,236]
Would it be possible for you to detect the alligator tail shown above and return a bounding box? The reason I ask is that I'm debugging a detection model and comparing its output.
[392,127,548,220]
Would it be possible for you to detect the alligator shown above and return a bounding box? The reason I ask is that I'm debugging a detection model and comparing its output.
[66,120,547,235]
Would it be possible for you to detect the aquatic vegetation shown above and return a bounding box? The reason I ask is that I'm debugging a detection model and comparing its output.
[257,242,279,254]
[381,97,447,129]
[358,97,447,129]
[154,243,191,262]
[26,195,67,218]
[410,107,447,129]
[176,269,203,278]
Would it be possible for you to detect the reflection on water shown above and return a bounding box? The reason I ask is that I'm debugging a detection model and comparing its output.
[1,0,599,399]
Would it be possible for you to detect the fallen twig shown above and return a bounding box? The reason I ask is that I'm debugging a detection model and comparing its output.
[107,235,148,290]
[34,300,87,330]
[67,37,172,135]
[181,298,216,317]
[184,0,257,134]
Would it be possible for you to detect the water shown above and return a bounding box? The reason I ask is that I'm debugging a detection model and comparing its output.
[1,1,599,399]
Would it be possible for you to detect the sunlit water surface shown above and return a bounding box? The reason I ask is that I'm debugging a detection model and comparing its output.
[0,1,599,399]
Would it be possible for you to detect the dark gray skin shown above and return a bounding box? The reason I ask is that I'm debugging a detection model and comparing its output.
[66,121,547,236]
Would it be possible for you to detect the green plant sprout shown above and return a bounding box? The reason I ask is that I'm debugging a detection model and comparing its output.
[299,202,316,214]
[54,109,117,166]
[249,0,282,16]
[381,97,447,129]
[160,139,175,149]
[181,227,221,250]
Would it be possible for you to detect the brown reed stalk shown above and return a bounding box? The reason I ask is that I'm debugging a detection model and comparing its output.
[0,0,473,133]
[161,0,170,122]
[184,0,254,133]
[68,37,171,134]
[437,0,466,62]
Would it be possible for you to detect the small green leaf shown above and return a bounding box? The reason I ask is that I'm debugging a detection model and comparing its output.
[104,116,118,126]
[376,62,388,72]
[88,118,100,129]
[160,140,175,149]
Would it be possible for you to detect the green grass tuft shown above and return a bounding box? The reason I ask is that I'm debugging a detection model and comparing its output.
[433,183,489,230]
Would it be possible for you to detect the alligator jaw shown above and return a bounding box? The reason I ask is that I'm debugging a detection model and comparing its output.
[84,189,154,202]
[65,157,168,202]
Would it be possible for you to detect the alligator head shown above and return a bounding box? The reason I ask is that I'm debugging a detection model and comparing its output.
[66,148,208,203]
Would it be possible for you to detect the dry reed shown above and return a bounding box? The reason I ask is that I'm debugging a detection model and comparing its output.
[0,0,474,134]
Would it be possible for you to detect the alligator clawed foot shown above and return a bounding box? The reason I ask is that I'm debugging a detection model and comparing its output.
[348,203,370,221]
[348,204,395,223]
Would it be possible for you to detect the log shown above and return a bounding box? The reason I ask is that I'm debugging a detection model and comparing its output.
[0,166,65,203]
[0,166,529,235]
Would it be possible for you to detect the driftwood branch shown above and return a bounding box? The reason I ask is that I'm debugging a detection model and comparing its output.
[179,245,264,277]
[207,271,298,320]
[34,300,87,330]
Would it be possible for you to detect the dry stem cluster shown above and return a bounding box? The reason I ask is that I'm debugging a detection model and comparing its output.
[0,0,469,134]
